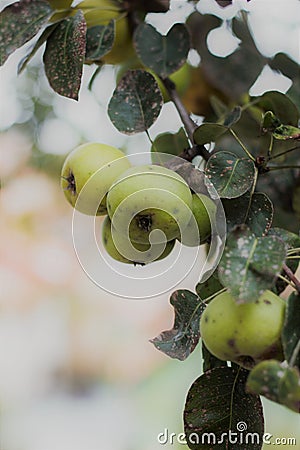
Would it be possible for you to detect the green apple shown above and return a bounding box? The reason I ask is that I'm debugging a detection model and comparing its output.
[200,290,286,369]
[75,0,134,64]
[179,193,216,246]
[107,164,193,244]
[61,142,131,215]
[116,60,191,103]
[49,0,74,22]
[102,216,175,264]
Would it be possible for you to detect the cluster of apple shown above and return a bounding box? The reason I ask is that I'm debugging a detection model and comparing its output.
[200,289,286,369]
[61,142,215,265]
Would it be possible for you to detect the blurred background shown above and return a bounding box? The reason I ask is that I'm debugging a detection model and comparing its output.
[1,0,300,449]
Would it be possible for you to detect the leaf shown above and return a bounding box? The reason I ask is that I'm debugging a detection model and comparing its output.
[193,123,228,146]
[17,23,59,74]
[150,290,205,361]
[151,128,189,156]
[202,343,227,372]
[223,105,242,127]
[195,273,223,301]
[125,0,170,13]
[134,23,190,78]
[0,0,53,66]
[85,20,115,63]
[108,69,163,134]
[261,111,281,132]
[43,10,86,99]
[273,124,300,141]
[247,360,300,413]
[253,91,299,127]
[282,293,300,369]
[218,227,287,302]
[187,12,264,100]
[205,151,256,199]
[184,367,264,450]
[245,192,274,237]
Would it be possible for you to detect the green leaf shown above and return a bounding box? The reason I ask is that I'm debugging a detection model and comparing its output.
[150,290,204,361]
[247,360,300,413]
[202,343,227,372]
[134,23,190,78]
[245,192,274,237]
[282,292,300,369]
[184,367,264,450]
[273,124,300,140]
[0,0,53,66]
[17,23,59,74]
[218,227,287,302]
[43,10,86,100]
[253,91,300,127]
[223,105,242,127]
[151,128,189,156]
[108,69,163,134]
[193,123,228,146]
[196,273,223,301]
[85,20,115,63]
[205,151,256,199]
[261,111,281,132]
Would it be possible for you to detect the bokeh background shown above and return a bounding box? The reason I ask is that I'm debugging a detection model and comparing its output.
[1,0,300,449]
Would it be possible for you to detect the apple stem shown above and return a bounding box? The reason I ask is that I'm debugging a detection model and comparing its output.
[282,263,300,294]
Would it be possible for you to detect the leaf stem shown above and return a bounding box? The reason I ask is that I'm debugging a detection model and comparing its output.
[268,145,300,161]
[282,263,300,294]
[229,129,256,161]
[277,274,296,290]
[289,338,300,368]
[267,165,300,171]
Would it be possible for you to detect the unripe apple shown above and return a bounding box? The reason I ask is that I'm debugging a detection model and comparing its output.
[75,0,134,64]
[102,216,175,264]
[179,193,216,246]
[61,142,131,215]
[107,164,193,244]
[200,290,286,369]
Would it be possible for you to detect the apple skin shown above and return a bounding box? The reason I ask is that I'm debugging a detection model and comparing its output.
[61,142,131,215]
[200,290,286,369]
[106,164,193,244]
[179,193,216,246]
[102,216,175,264]
[75,0,134,64]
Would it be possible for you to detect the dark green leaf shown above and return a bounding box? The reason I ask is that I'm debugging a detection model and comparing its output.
[223,105,242,127]
[150,290,204,360]
[253,91,299,127]
[262,111,281,132]
[205,151,256,199]
[18,23,58,74]
[43,10,86,99]
[193,123,228,146]
[245,192,274,236]
[196,273,223,301]
[218,227,287,302]
[247,360,300,413]
[108,69,163,134]
[134,23,190,78]
[282,292,300,369]
[184,367,264,450]
[85,21,115,63]
[151,128,189,156]
[187,12,264,100]
[202,343,227,372]
[0,0,53,65]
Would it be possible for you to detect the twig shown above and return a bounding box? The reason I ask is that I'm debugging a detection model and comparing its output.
[283,263,300,294]
[162,77,210,161]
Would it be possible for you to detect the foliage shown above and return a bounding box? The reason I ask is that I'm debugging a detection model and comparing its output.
[1,0,300,447]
